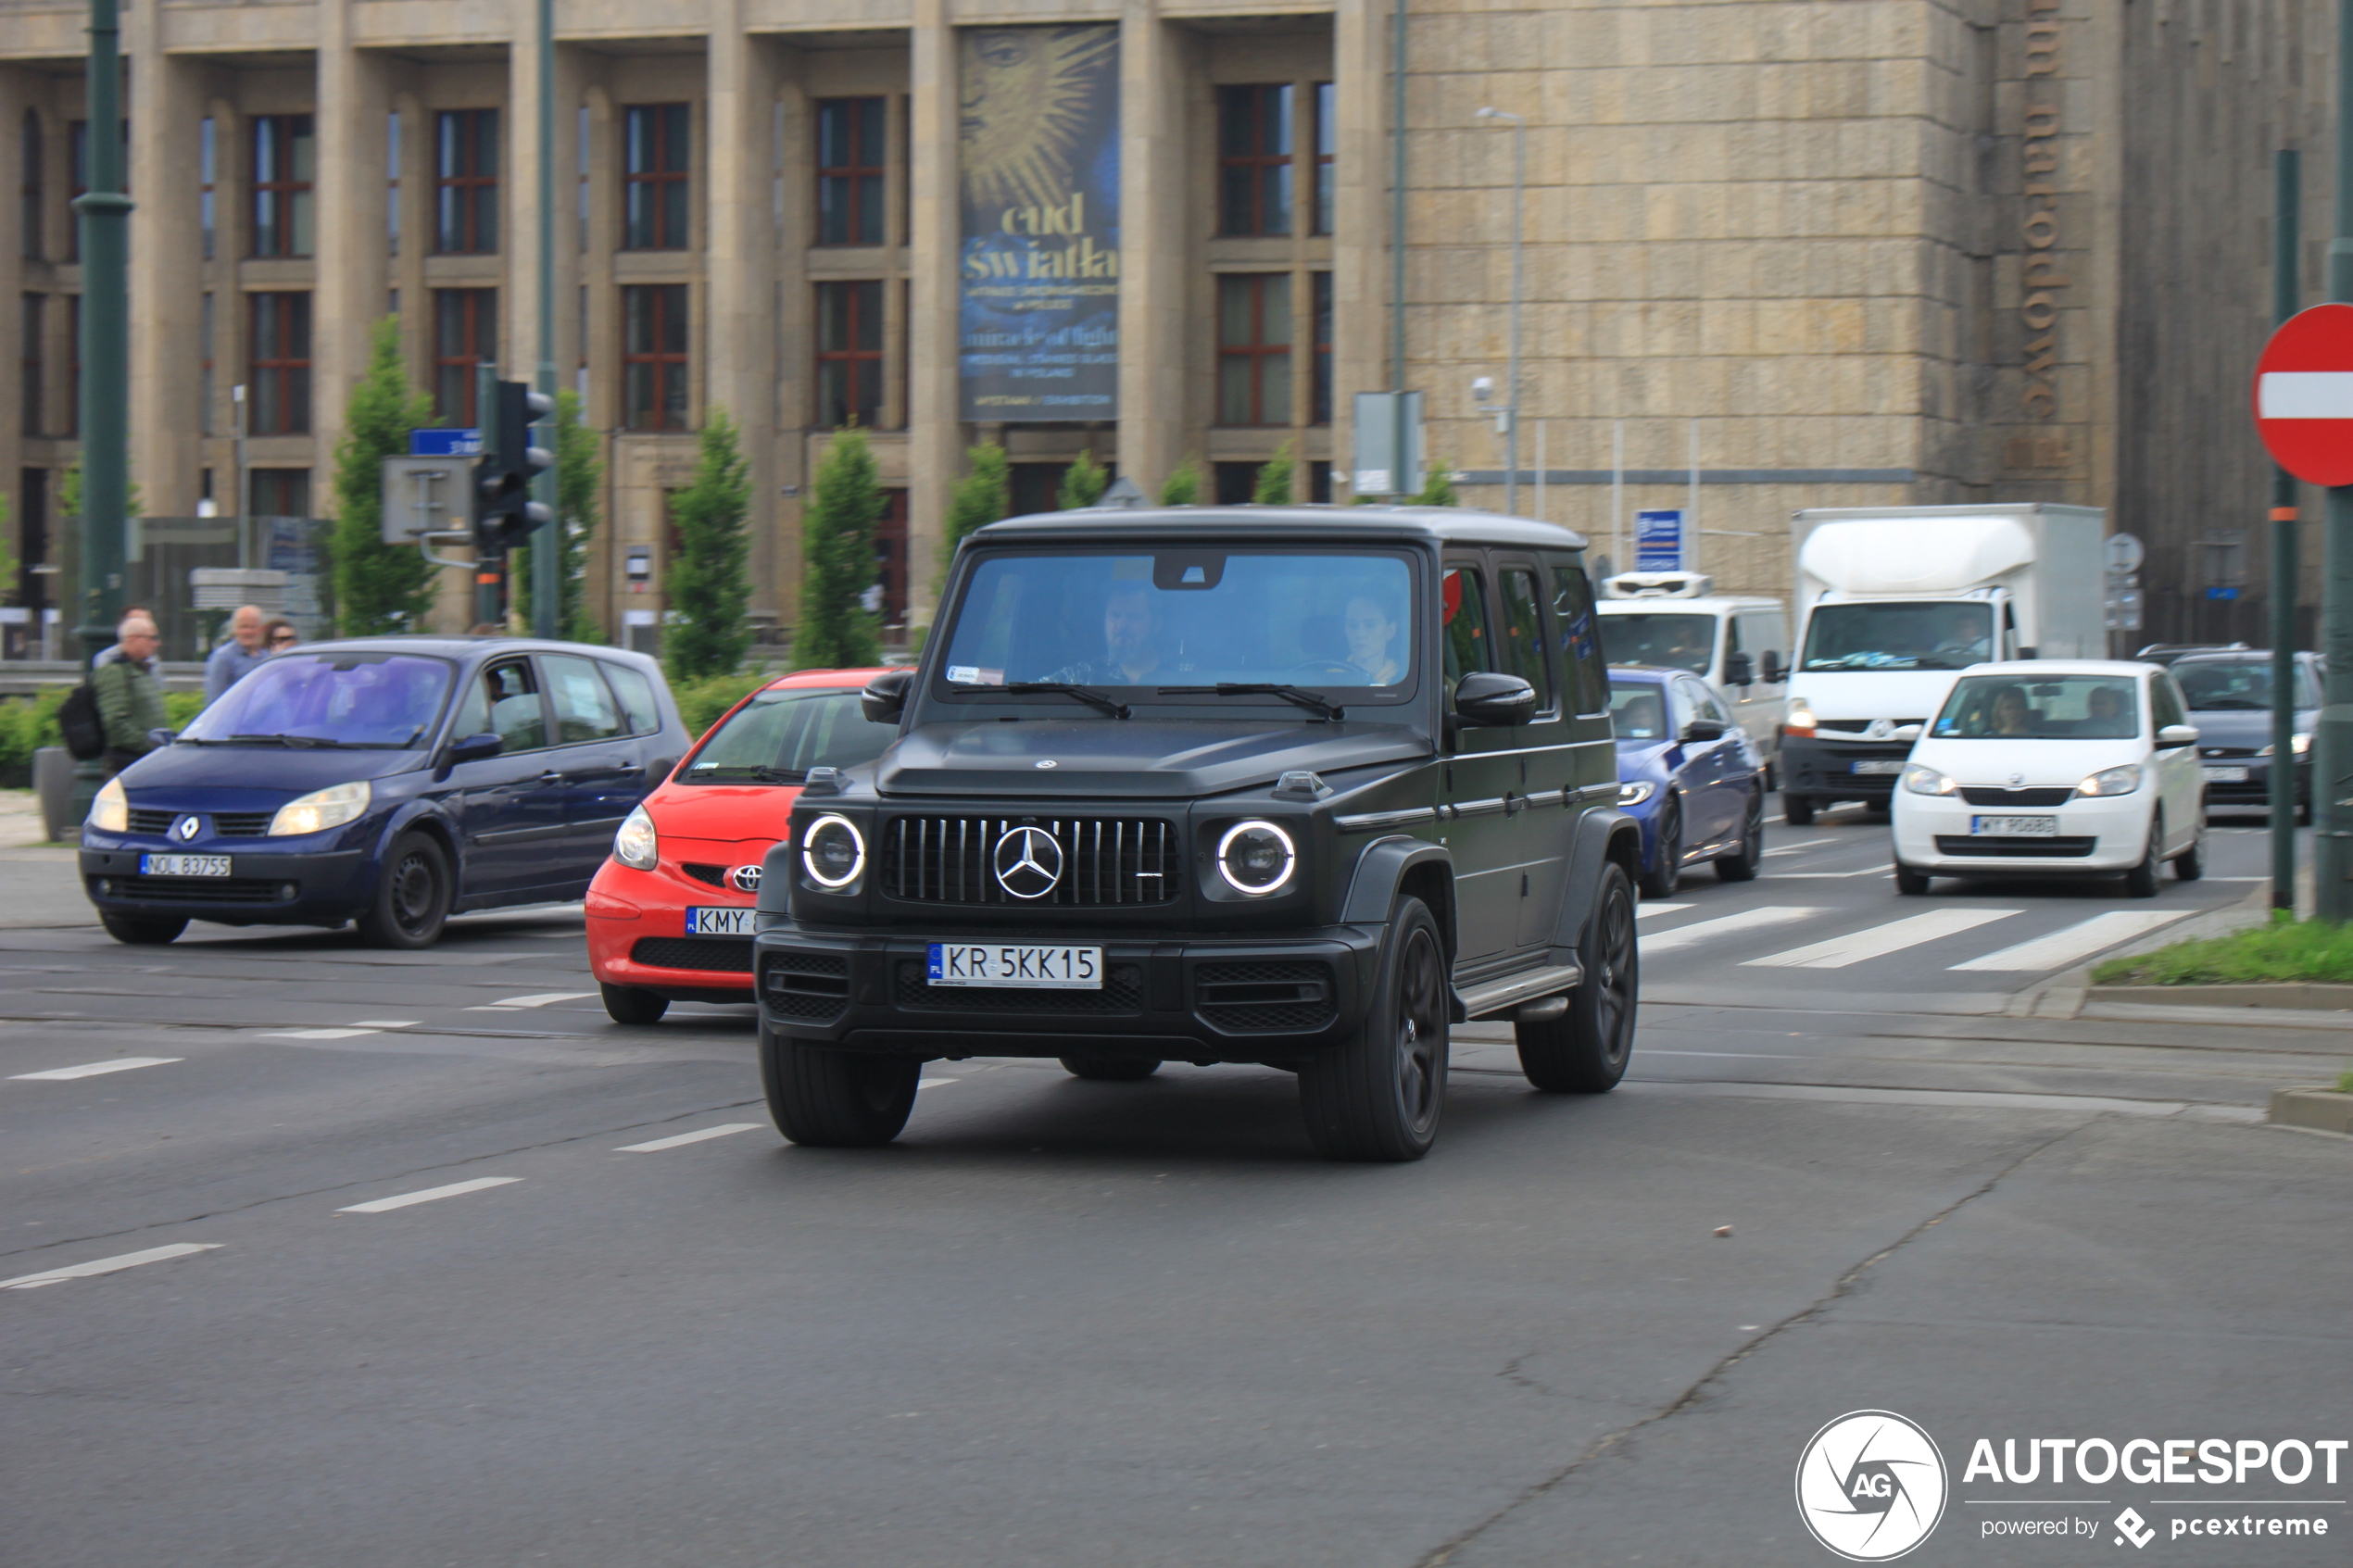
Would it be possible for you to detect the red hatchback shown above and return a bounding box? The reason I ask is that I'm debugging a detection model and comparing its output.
[586,668,893,1022]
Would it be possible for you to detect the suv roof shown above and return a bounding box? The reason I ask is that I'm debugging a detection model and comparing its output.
[973,505,1589,553]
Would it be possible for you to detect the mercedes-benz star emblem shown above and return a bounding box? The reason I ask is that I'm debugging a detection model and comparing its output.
[729,863,762,893]
[992,826,1063,900]
[171,814,202,842]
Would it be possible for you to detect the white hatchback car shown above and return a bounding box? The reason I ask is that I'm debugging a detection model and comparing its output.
[1891,660,2206,897]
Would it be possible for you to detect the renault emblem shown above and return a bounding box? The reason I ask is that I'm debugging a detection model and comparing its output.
[992,826,1063,899]
[729,863,762,893]
[1865,719,1894,741]
[171,814,202,842]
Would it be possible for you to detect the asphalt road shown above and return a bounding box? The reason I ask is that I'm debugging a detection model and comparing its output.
[2,798,2346,1567]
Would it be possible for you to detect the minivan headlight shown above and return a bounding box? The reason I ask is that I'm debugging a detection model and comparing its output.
[90,777,129,833]
[1216,820,1297,896]
[269,780,371,836]
[801,814,865,889]
[2077,764,2144,797]
[613,805,658,870]
[1617,781,1657,807]
[1901,764,1957,797]
[1784,699,1817,739]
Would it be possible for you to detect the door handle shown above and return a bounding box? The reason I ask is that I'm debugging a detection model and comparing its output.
[539,770,564,784]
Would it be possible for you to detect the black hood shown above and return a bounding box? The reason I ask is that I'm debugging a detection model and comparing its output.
[875,717,1430,799]
[2187,709,2308,751]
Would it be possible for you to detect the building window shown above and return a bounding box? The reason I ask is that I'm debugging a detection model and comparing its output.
[248,291,312,434]
[1313,82,1335,236]
[1311,270,1332,424]
[67,119,83,260]
[623,283,688,431]
[385,111,400,257]
[433,289,498,425]
[19,294,40,437]
[1217,84,1292,237]
[252,114,315,258]
[814,280,883,429]
[199,116,216,260]
[578,105,591,253]
[815,97,887,246]
[434,109,498,255]
[64,294,78,434]
[623,104,690,251]
[248,468,310,519]
[199,292,214,435]
[21,111,43,260]
[1216,273,1290,426]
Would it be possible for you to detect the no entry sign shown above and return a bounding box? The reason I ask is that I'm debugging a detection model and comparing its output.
[2253,302,2353,486]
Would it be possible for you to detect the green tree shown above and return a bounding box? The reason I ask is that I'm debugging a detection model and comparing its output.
[1252,440,1296,506]
[1414,458,1459,508]
[939,440,1010,573]
[512,390,605,642]
[330,317,436,634]
[56,458,146,522]
[793,426,886,671]
[666,408,756,682]
[1159,457,1202,507]
[1057,450,1107,509]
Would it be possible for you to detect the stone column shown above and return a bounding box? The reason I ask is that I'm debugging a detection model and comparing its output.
[506,6,547,382]
[707,14,782,620]
[1115,0,1183,502]
[312,25,390,505]
[906,0,961,624]
[128,25,204,514]
[1329,0,1385,500]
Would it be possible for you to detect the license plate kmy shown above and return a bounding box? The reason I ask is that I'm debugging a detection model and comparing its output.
[1969,815,2058,837]
[1851,759,1906,775]
[685,906,754,936]
[139,853,230,877]
[2202,765,2250,783]
[927,943,1101,989]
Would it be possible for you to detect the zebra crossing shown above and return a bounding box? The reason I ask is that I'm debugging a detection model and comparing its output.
[1637,898,2198,974]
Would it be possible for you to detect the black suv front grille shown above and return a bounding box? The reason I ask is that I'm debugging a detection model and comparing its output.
[880,816,1180,906]
[762,952,850,1022]
[633,936,752,973]
[893,960,1145,1013]
[1193,960,1336,1033]
[1958,787,2075,808]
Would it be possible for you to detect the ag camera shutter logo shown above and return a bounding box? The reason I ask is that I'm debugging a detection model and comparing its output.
[1796,1411,1948,1561]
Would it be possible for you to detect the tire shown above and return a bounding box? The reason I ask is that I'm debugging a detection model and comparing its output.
[1863,802,1893,822]
[1894,863,1932,897]
[1715,790,1764,882]
[761,1026,920,1148]
[601,984,670,1024]
[1060,1055,1160,1081]
[1782,794,1817,826]
[2171,804,2206,881]
[100,912,186,945]
[356,831,453,949]
[1639,798,1682,899]
[1298,896,1449,1161]
[1516,859,1638,1094]
[2121,813,2163,899]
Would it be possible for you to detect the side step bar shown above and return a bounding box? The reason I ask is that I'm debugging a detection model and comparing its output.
[1453,961,1583,1023]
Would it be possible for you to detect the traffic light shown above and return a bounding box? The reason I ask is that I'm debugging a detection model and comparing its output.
[470,380,554,558]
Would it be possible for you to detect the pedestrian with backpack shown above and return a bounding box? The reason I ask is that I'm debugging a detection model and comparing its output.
[91,614,168,777]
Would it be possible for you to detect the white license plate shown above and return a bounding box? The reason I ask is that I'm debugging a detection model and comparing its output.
[139,853,230,877]
[2202,765,2250,783]
[1970,815,2058,837]
[685,906,754,936]
[927,943,1102,989]
[1851,759,1907,775]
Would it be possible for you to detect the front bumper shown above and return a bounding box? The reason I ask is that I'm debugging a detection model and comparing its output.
[753,921,1382,1062]
[1893,792,2151,875]
[1781,734,1912,802]
[2199,758,2307,809]
[80,841,372,923]
[586,857,759,999]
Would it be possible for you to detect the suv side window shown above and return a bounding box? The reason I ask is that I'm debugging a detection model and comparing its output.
[1441,564,1494,684]
[1496,565,1554,712]
[544,654,627,744]
[1548,562,1608,715]
[478,659,550,753]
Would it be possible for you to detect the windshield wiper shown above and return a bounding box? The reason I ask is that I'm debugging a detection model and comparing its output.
[691,764,808,783]
[228,733,363,748]
[1002,682,1131,719]
[1159,683,1345,721]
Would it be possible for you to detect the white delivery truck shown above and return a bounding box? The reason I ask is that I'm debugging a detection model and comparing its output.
[1780,504,2107,824]
[1596,571,1792,781]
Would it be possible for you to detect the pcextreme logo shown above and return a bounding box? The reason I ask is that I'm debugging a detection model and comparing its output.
[1796,1411,1950,1562]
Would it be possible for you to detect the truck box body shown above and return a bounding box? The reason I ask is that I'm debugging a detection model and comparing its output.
[1780,504,2107,812]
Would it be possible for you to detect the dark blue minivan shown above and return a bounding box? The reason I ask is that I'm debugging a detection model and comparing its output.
[81,637,690,947]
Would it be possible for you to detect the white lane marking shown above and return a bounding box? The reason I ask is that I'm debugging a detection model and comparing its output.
[1949,909,2196,972]
[336,1176,522,1213]
[1634,902,1693,921]
[1762,839,1843,856]
[466,991,598,1011]
[348,1020,419,1028]
[1775,868,1895,879]
[2258,370,2353,419]
[918,1077,959,1088]
[1744,908,2021,969]
[1640,907,1827,955]
[615,1123,761,1153]
[9,1057,182,1081]
[258,1027,384,1040]
[1,1243,220,1290]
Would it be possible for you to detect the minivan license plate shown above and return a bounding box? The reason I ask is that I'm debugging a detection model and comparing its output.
[139,853,230,877]
[927,944,1101,989]
[685,906,754,936]
[1969,815,2057,837]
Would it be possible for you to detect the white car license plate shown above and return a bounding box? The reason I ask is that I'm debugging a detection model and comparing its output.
[1851,759,1906,775]
[927,943,1102,989]
[685,906,754,936]
[139,853,230,877]
[1970,815,2058,837]
[2202,765,2250,783]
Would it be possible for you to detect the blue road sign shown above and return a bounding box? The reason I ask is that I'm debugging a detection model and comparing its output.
[2205,585,2241,601]
[1635,509,1686,571]
[409,428,482,457]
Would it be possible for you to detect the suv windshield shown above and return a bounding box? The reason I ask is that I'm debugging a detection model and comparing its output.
[939,550,1416,696]
[2173,659,2320,710]
[681,686,894,783]
[179,652,454,747]
[1598,613,1714,674]
[1931,674,2140,740]
[1802,602,1991,671]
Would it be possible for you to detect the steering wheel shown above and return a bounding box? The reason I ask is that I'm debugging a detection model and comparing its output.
[1282,660,1363,681]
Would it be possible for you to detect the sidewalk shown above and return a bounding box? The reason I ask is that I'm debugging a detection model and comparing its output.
[0,787,94,927]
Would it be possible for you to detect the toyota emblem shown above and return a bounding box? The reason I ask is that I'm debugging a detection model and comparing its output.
[992,825,1064,899]
[171,814,202,842]
[729,863,762,894]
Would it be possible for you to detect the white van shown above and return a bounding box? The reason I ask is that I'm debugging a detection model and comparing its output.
[1597,573,1791,781]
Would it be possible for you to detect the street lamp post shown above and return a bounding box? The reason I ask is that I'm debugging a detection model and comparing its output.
[1476,107,1526,516]
[2322,0,2353,922]
[531,0,560,639]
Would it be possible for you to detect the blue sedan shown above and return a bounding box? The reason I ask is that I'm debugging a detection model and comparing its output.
[1609,664,1768,897]
[80,636,690,947]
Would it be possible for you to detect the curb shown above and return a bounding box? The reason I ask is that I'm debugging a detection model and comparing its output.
[2086,982,2353,1011]
[2008,879,2282,1021]
[2270,1088,2353,1135]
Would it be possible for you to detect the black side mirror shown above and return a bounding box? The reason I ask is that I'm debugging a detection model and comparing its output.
[446,732,503,765]
[1454,671,1539,727]
[862,668,916,725]
[146,728,178,748]
[1760,651,1786,684]
[1681,718,1729,743]
[1723,652,1754,687]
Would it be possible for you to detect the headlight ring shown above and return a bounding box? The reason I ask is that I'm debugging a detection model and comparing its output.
[801,814,866,889]
[1215,820,1297,896]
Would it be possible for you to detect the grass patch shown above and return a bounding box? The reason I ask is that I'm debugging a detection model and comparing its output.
[2091,917,2353,986]
[2338,1066,2353,1095]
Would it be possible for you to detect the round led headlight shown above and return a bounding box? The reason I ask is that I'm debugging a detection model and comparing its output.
[1216,820,1296,897]
[800,814,865,889]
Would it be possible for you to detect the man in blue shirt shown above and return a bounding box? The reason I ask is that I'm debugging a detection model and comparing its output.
[203,604,269,703]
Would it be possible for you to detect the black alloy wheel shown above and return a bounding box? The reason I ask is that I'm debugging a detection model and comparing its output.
[761,1026,921,1148]
[1518,859,1638,1093]
[1298,896,1449,1161]
[356,832,452,949]
[1640,798,1682,899]
[100,912,186,946]
[601,984,670,1025]
[1060,1055,1161,1081]
[1716,789,1765,881]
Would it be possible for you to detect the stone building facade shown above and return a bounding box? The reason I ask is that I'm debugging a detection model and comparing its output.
[0,0,2331,647]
